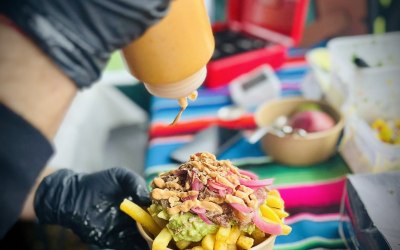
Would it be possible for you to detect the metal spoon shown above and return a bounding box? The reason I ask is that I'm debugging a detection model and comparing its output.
[248,116,287,144]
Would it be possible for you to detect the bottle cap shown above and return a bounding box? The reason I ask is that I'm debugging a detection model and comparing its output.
[143,66,207,99]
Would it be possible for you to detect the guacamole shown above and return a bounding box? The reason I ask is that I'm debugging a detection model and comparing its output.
[167,212,218,242]
[149,204,217,242]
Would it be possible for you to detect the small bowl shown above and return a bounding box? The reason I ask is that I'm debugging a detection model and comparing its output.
[137,222,276,250]
[254,97,344,166]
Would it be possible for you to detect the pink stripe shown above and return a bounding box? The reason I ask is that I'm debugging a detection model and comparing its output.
[278,178,346,208]
[285,213,341,224]
[281,61,307,68]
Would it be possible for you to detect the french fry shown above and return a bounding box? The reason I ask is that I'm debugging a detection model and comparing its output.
[152,214,168,228]
[201,234,215,250]
[268,189,281,198]
[152,227,172,250]
[260,204,281,223]
[236,235,254,250]
[192,246,204,250]
[120,199,161,236]
[176,240,191,250]
[216,227,231,242]
[226,226,241,245]
[261,216,292,236]
[251,227,266,245]
[281,224,292,235]
[214,241,228,250]
[266,195,284,209]
[227,244,237,250]
[272,208,289,219]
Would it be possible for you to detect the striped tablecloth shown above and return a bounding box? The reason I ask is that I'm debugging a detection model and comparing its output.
[144,48,351,250]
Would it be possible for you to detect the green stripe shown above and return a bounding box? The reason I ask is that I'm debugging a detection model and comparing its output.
[237,155,350,186]
[275,237,346,250]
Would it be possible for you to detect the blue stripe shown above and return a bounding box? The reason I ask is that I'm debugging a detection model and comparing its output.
[275,220,341,245]
[146,142,184,167]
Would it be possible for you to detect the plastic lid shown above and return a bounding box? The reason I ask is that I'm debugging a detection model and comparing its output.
[143,66,207,99]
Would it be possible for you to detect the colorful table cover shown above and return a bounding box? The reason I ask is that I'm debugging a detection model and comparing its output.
[144,48,351,250]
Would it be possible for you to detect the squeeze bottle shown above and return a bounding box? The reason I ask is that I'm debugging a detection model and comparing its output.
[122,0,215,99]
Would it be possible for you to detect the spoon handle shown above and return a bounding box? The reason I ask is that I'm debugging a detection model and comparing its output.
[248,127,271,144]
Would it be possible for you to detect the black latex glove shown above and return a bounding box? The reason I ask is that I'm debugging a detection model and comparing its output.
[34,168,151,250]
[0,0,170,88]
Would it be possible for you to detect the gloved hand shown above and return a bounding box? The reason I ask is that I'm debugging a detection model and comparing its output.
[0,0,170,88]
[34,167,151,250]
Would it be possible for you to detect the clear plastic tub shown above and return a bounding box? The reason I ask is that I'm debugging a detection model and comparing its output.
[327,32,400,110]
[327,32,400,173]
[337,62,400,173]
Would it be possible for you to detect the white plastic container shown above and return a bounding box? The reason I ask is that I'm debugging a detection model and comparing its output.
[327,32,400,110]
[326,32,400,173]
[336,55,400,173]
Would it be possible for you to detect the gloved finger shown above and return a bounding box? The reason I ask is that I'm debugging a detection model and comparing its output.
[110,167,151,206]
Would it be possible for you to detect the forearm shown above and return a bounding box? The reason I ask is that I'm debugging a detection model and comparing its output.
[20,167,57,221]
[0,21,77,140]
[0,20,76,237]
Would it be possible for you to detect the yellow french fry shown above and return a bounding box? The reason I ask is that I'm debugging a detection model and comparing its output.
[152,215,168,228]
[268,189,281,198]
[251,229,266,245]
[176,240,191,250]
[227,244,237,250]
[152,227,172,250]
[236,235,254,250]
[214,240,228,250]
[281,224,292,235]
[266,195,284,209]
[216,227,231,242]
[272,208,289,219]
[201,234,215,250]
[192,246,204,250]
[226,226,241,245]
[260,204,281,223]
[251,227,266,243]
[261,216,292,236]
[119,199,161,236]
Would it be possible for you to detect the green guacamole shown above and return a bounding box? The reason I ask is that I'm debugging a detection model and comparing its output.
[167,212,218,242]
[148,204,218,242]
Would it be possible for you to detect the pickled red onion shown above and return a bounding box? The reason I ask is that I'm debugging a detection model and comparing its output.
[191,177,203,191]
[198,213,213,225]
[208,180,227,190]
[191,207,213,225]
[191,207,206,214]
[239,178,274,188]
[253,211,282,235]
[229,203,253,213]
[238,169,259,180]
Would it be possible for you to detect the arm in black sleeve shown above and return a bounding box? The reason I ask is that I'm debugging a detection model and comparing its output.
[0,0,170,88]
[0,103,53,238]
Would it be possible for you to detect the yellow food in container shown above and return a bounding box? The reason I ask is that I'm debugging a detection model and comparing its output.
[120,152,292,250]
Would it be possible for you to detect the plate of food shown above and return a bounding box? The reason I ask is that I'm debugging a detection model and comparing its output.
[120,152,291,250]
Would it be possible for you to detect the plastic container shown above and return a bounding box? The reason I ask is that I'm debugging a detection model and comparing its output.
[122,0,214,99]
[339,67,400,173]
[204,0,309,88]
[137,222,277,250]
[326,32,400,173]
[327,32,400,110]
